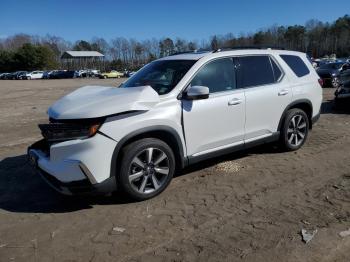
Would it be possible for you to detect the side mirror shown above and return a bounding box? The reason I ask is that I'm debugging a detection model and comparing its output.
[184,85,209,100]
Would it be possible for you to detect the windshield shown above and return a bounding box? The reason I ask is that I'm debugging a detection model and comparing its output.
[320,63,343,70]
[121,60,196,95]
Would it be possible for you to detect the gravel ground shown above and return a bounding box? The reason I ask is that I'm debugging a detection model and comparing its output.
[0,79,349,262]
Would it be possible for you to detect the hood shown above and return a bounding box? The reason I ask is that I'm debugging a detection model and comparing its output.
[48,85,160,119]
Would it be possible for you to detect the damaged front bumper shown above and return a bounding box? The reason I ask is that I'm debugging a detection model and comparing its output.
[27,135,117,196]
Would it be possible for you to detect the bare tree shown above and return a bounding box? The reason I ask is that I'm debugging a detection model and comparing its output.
[110,37,123,60]
[2,34,33,50]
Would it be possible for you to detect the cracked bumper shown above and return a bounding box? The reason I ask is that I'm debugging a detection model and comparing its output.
[27,134,118,195]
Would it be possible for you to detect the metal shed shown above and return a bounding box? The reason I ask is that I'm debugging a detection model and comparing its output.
[61,51,105,71]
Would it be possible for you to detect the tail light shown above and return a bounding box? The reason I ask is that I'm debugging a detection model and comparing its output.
[318,78,324,87]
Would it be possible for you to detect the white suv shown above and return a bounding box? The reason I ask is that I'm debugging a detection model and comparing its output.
[26,71,44,80]
[28,48,322,200]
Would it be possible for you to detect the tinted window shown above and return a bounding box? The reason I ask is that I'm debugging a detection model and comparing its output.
[122,60,196,95]
[270,58,283,81]
[190,58,236,93]
[237,56,275,88]
[280,55,310,77]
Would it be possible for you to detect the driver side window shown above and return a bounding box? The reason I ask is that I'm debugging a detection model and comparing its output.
[190,58,236,93]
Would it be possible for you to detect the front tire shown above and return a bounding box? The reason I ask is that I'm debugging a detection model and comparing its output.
[280,108,309,151]
[118,138,175,200]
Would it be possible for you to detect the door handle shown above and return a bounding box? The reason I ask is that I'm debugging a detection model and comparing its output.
[228,98,242,106]
[278,89,289,96]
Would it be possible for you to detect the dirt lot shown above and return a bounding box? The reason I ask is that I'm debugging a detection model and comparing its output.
[0,79,349,262]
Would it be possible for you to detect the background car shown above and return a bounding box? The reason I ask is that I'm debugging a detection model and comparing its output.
[89,69,100,77]
[334,80,350,107]
[75,70,87,78]
[0,73,11,79]
[15,71,28,80]
[76,69,100,78]
[25,71,44,80]
[317,62,350,88]
[42,70,55,79]
[6,72,16,80]
[4,71,26,80]
[49,70,76,79]
[124,71,136,77]
[99,70,123,79]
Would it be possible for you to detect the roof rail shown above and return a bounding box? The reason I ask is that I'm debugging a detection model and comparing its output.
[169,49,212,56]
[212,46,286,53]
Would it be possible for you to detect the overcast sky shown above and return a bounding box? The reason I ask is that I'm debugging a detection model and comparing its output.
[1,0,349,41]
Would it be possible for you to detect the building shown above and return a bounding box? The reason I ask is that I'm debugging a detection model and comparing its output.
[61,51,105,70]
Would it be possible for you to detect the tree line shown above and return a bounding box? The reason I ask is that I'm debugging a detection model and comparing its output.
[0,15,349,72]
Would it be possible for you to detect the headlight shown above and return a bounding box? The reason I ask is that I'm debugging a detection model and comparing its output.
[38,122,102,142]
[88,124,100,136]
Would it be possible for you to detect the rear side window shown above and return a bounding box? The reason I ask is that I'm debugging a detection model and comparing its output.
[190,58,236,93]
[280,55,310,77]
[236,55,275,88]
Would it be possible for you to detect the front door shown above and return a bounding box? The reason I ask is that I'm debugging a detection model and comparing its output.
[182,57,246,156]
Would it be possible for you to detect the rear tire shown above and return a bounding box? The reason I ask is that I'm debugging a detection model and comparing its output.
[117,138,175,201]
[280,108,309,151]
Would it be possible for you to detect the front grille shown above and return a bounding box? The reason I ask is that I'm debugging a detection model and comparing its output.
[38,123,91,142]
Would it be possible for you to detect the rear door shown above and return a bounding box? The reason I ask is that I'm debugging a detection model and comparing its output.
[236,55,292,141]
[182,57,246,156]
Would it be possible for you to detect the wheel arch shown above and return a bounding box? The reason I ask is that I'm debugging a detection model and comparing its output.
[110,126,186,179]
[278,99,313,131]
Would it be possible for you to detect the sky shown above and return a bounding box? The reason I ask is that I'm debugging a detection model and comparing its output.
[1,0,349,42]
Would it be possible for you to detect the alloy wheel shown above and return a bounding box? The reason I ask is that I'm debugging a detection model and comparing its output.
[287,114,307,147]
[128,147,170,194]
[332,77,339,88]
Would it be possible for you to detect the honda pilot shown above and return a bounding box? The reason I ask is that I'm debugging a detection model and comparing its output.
[28,48,323,200]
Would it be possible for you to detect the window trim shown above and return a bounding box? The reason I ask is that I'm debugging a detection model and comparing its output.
[235,54,285,89]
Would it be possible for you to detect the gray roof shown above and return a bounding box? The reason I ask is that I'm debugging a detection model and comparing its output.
[61,51,104,59]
